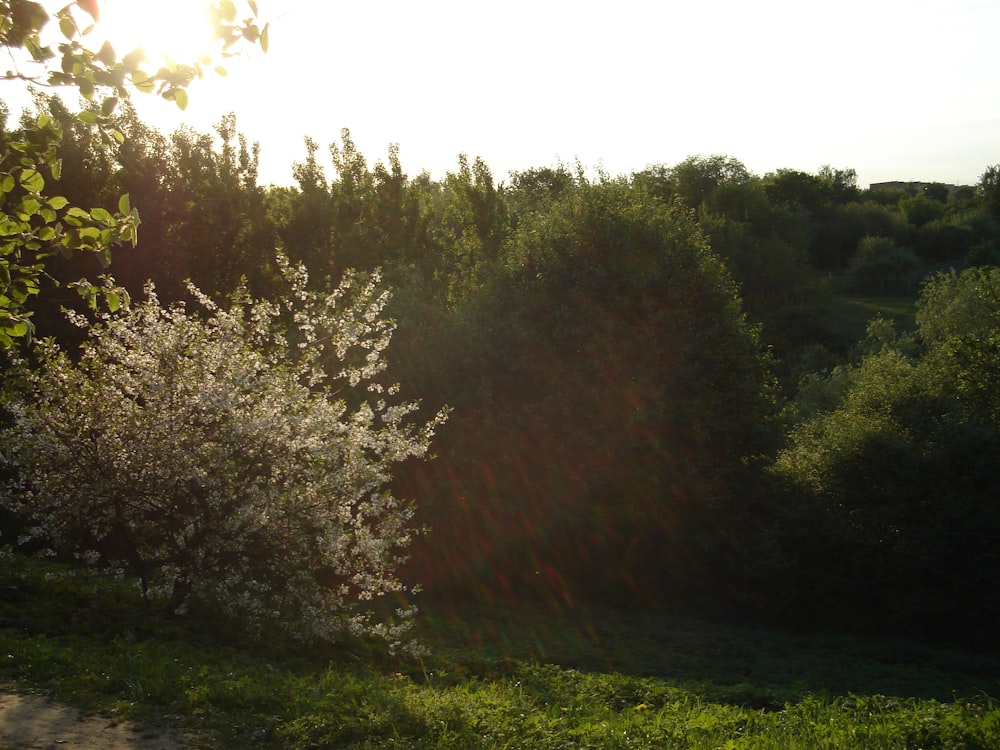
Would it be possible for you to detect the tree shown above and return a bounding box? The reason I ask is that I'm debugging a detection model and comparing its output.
[772,268,1000,639]
[1,257,446,649]
[848,235,920,292]
[978,163,1000,219]
[402,174,781,610]
[0,0,268,344]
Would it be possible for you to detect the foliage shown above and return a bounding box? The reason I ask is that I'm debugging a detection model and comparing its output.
[0,257,446,648]
[848,235,920,292]
[398,174,781,611]
[979,163,1000,219]
[772,267,1000,638]
[916,265,1000,346]
[0,0,267,344]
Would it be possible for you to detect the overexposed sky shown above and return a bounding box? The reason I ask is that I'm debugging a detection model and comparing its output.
[10,0,1000,188]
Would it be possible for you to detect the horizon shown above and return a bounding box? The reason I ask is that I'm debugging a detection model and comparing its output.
[4,0,998,189]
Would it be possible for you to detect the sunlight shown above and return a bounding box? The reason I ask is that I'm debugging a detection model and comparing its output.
[93,0,218,68]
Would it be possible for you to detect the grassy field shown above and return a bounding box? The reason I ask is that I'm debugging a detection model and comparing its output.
[826,294,918,344]
[1,555,998,748]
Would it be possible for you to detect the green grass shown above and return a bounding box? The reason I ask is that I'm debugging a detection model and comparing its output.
[827,294,918,344]
[2,554,999,748]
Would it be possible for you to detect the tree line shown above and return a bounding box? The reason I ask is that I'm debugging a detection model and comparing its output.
[4,92,1000,644]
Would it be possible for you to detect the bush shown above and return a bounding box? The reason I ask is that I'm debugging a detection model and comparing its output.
[848,235,920,292]
[773,269,1000,640]
[0,257,446,650]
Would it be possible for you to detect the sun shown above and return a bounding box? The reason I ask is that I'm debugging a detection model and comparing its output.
[92,0,220,69]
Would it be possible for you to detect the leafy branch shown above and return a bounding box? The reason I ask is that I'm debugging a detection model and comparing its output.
[0,0,268,345]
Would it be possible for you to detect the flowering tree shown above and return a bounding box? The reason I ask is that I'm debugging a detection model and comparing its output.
[1,256,446,649]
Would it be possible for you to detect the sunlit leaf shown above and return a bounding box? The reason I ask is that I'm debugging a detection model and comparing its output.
[48,196,69,210]
[122,48,146,71]
[173,89,189,111]
[20,198,42,216]
[0,319,29,338]
[19,169,44,193]
[91,207,113,223]
[58,16,76,40]
[219,0,237,22]
[95,40,116,66]
[260,23,269,53]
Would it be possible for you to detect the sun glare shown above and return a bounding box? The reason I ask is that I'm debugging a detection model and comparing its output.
[94,0,219,68]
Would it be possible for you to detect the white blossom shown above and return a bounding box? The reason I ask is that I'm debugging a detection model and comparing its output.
[0,256,446,650]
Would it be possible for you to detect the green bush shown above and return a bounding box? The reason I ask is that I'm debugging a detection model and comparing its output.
[1,257,446,650]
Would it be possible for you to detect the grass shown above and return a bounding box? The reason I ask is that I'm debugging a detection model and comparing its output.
[2,554,999,748]
[827,294,918,344]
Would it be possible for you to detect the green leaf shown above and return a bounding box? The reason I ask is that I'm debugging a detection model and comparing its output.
[95,40,116,66]
[91,207,113,223]
[122,48,146,71]
[20,198,41,216]
[19,169,45,193]
[260,23,269,53]
[132,73,154,93]
[59,16,76,41]
[101,96,119,116]
[248,0,258,17]
[173,88,189,111]
[118,194,131,215]
[48,196,69,210]
[0,175,14,194]
[77,110,99,125]
[50,159,62,180]
[0,318,29,338]
[106,291,121,312]
[110,129,125,144]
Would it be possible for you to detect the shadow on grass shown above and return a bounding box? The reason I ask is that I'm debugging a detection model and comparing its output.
[413,598,1000,707]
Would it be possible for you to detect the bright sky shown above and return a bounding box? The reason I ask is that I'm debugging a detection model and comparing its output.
[10,0,1000,188]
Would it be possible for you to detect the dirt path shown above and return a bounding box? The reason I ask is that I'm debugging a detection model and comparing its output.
[0,686,185,750]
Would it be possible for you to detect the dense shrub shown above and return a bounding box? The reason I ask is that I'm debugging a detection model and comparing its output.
[0,257,446,650]
[772,267,1000,639]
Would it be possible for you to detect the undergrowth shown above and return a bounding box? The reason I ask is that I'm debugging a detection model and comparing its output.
[1,554,998,748]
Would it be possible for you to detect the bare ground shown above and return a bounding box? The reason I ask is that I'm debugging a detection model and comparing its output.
[0,685,185,750]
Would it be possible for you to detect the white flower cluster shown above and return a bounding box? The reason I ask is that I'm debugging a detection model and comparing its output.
[0,256,446,651]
